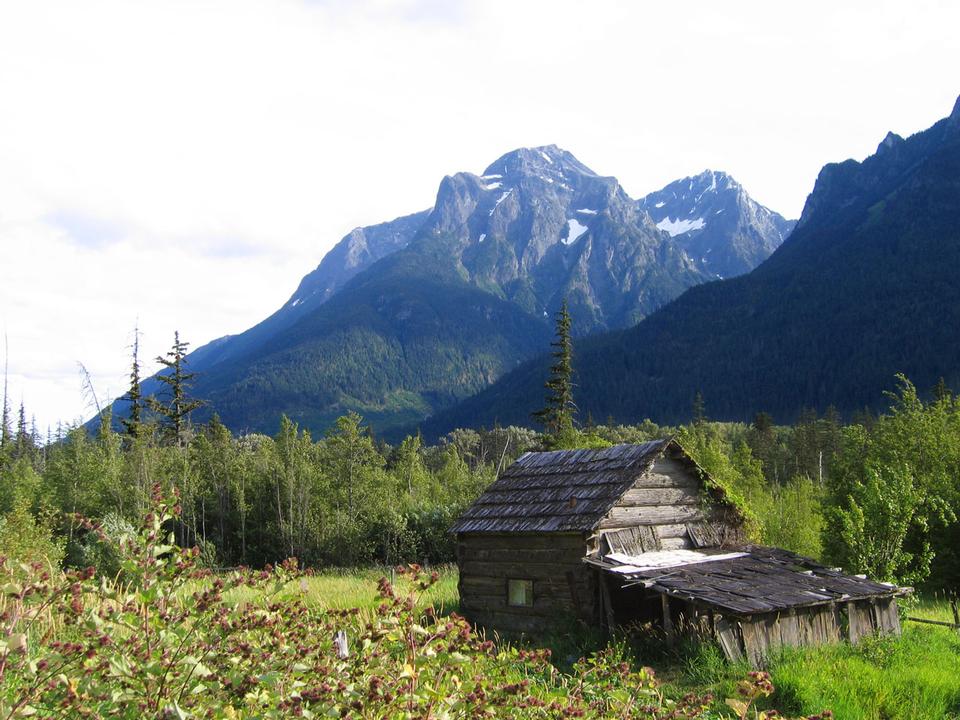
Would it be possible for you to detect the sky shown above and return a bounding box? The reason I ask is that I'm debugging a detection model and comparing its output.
[0,0,957,433]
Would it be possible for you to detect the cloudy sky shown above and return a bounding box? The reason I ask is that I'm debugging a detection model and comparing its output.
[0,0,957,433]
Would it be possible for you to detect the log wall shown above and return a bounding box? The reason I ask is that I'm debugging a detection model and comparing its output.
[456,532,595,633]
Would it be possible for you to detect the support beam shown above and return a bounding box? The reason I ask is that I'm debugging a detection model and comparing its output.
[661,594,675,645]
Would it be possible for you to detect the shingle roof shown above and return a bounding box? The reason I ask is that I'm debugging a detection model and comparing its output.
[451,439,671,533]
[592,546,903,615]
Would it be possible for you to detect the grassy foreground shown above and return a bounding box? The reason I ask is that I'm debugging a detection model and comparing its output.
[2,489,955,719]
[274,572,959,720]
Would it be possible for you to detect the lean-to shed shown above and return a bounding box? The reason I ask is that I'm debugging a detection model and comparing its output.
[452,439,905,664]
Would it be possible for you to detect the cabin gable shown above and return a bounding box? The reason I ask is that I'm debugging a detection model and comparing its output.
[597,453,744,553]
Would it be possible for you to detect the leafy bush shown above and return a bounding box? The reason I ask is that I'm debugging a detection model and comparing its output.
[77,511,136,580]
[0,486,829,719]
[0,501,65,576]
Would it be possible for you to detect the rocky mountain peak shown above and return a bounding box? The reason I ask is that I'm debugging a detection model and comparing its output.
[947,94,960,131]
[876,131,904,154]
[639,169,795,279]
[482,145,597,183]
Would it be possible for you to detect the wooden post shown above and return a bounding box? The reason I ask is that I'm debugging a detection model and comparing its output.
[951,596,959,633]
[661,594,676,645]
[599,575,616,635]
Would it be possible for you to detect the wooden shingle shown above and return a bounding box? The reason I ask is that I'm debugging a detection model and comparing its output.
[451,440,671,533]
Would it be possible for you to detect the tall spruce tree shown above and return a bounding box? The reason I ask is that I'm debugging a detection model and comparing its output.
[533,299,576,445]
[121,325,144,438]
[1,334,10,450]
[148,331,202,447]
[692,391,707,427]
[14,401,30,459]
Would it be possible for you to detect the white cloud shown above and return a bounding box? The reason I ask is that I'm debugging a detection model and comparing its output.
[0,0,957,429]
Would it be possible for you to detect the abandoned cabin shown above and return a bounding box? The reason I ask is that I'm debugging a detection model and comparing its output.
[451,439,905,665]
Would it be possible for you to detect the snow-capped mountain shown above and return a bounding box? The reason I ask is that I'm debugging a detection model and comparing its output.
[113,147,795,438]
[639,170,796,279]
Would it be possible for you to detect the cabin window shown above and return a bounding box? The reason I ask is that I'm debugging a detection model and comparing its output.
[507,579,534,607]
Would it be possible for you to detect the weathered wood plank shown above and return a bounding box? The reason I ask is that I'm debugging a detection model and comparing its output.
[847,601,875,645]
[872,598,901,635]
[715,615,743,661]
[456,533,585,550]
[778,610,801,648]
[659,535,691,551]
[619,487,700,506]
[598,505,704,529]
[654,523,692,539]
[459,560,587,578]
[457,546,586,563]
[686,522,724,548]
[741,619,765,667]
[467,610,556,634]
[460,593,574,614]
[661,595,676,645]
[631,471,701,489]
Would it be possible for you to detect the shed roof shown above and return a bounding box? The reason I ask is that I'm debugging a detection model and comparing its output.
[451,439,672,534]
[590,546,903,616]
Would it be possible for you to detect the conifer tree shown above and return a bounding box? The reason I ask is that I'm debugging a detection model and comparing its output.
[14,401,30,458]
[1,334,10,450]
[148,331,203,447]
[934,376,952,402]
[692,391,707,427]
[121,325,144,438]
[533,299,576,444]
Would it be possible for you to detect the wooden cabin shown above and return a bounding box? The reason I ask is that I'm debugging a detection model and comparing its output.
[451,439,905,665]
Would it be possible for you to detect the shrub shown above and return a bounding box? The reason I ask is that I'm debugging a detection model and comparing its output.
[0,501,65,576]
[0,486,829,719]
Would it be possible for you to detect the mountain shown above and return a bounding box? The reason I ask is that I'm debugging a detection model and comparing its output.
[426,96,960,436]
[639,170,796,279]
[111,147,794,438]
[182,210,431,372]
[404,145,713,334]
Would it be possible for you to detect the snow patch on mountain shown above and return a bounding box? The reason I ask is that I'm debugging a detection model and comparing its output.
[489,189,513,216]
[657,217,706,236]
[564,218,589,245]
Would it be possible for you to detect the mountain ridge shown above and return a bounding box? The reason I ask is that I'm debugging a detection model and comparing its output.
[103,145,795,438]
[423,96,960,438]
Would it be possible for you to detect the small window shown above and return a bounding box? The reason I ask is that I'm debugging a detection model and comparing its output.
[507,579,533,607]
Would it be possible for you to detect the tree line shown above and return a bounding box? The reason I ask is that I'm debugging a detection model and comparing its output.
[1,322,958,594]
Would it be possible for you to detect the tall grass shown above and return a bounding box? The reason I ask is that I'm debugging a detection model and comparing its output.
[770,625,960,719]
[222,563,460,615]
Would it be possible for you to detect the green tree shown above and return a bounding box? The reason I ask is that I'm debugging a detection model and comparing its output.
[321,413,386,564]
[692,391,706,427]
[766,475,824,558]
[825,375,959,586]
[148,331,202,448]
[0,335,10,454]
[533,299,576,447]
[120,325,144,439]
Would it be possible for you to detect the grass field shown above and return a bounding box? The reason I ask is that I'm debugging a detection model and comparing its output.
[223,563,461,614]
[763,597,960,720]
[257,569,959,720]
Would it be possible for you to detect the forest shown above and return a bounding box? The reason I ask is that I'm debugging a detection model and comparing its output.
[2,368,958,594]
